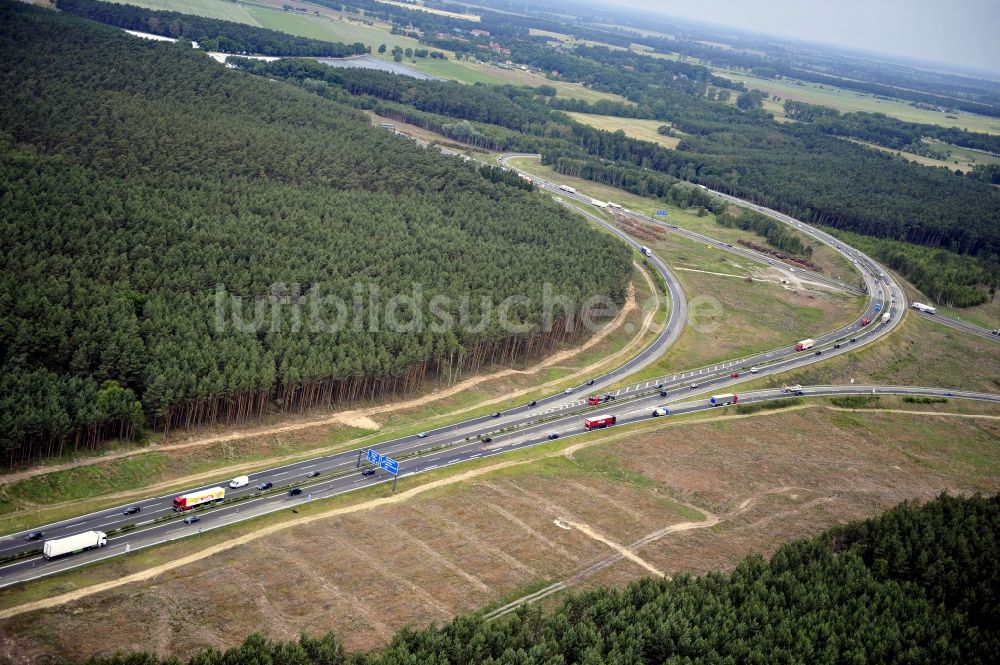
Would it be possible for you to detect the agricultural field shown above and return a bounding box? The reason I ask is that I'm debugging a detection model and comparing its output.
[3,406,996,662]
[374,0,479,22]
[104,0,261,23]
[715,69,1000,135]
[845,137,1000,173]
[566,112,682,148]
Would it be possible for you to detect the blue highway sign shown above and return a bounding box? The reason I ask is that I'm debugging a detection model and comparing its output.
[366,449,382,465]
[655,209,669,216]
[380,457,399,475]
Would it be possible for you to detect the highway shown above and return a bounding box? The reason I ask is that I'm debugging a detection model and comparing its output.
[1,383,996,589]
[911,309,1000,341]
[0,143,958,589]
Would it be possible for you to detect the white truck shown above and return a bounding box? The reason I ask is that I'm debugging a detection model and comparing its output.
[911,302,936,315]
[558,184,577,194]
[43,531,107,559]
[782,384,804,395]
[881,311,891,325]
[640,245,652,257]
[590,198,609,208]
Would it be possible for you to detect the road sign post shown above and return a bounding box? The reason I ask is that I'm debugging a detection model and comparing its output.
[365,449,400,492]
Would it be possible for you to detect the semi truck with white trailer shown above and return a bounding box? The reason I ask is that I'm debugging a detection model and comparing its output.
[640,245,652,257]
[590,198,609,208]
[881,311,891,325]
[911,302,936,314]
[709,393,738,406]
[558,184,577,193]
[43,531,107,559]
[795,339,815,351]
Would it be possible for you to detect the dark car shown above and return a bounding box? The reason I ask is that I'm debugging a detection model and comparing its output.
[491,412,502,418]
[361,467,376,476]
[603,394,616,402]
[183,515,200,525]
[256,481,273,491]
[307,471,320,478]
[587,379,595,386]
[815,350,822,355]
[123,505,141,515]
[289,487,303,496]
[834,343,842,349]
[659,390,668,397]
[23,531,43,542]
[482,437,493,444]
[527,400,538,407]
[547,433,559,440]
[689,383,699,390]
[850,338,857,343]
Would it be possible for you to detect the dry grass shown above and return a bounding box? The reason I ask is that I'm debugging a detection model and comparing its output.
[3,406,997,663]
[565,113,682,148]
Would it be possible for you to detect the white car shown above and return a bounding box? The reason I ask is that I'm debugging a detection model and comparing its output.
[749,367,759,374]
[652,407,669,417]
[564,388,573,394]
[229,475,249,489]
[417,432,429,438]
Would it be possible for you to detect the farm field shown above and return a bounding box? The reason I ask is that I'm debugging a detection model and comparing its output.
[105,0,261,22]
[714,69,1000,135]
[566,112,682,148]
[845,138,1000,173]
[3,406,997,662]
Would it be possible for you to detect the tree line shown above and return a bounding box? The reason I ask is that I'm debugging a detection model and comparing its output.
[0,1,631,465]
[86,492,1000,664]
[56,0,368,56]
[237,51,1000,303]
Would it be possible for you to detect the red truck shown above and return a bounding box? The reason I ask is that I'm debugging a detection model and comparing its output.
[584,415,617,430]
[587,395,602,406]
[860,318,871,327]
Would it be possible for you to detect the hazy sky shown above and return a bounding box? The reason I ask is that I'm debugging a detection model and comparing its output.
[607,0,1000,74]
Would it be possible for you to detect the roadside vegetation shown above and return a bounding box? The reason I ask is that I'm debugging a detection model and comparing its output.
[3,406,997,662]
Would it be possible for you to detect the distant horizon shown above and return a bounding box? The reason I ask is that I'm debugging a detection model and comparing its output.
[594,0,1000,77]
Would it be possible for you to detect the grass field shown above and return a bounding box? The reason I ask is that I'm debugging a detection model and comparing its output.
[715,69,1000,135]
[505,156,856,280]
[615,230,863,381]
[743,311,1000,394]
[105,0,261,23]
[845,137,1000,173]
[4,406,997,662]
[566,112,681,148]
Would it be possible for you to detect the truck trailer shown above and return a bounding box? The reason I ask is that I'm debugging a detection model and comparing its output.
[911,302,936,314]
[172,486,225,511]
[558,184,577,194]
[795,339,815,351]
[584,415,617,430]
[43,531,107,559]
[881,311,891,325]
[709,394,738,406]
